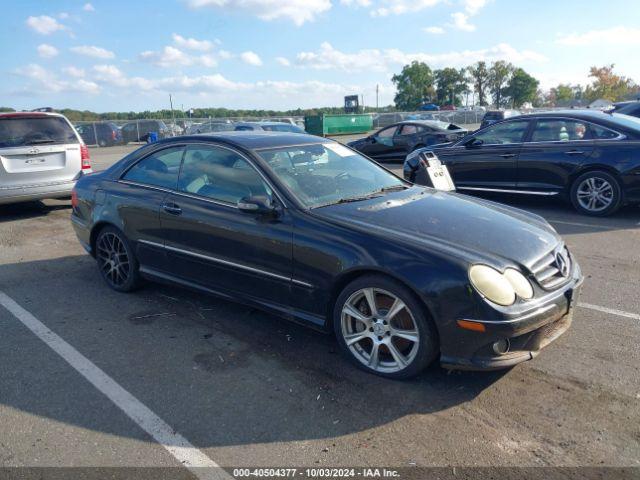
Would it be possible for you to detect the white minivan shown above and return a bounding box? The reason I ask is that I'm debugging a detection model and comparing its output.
[0,112,92,205]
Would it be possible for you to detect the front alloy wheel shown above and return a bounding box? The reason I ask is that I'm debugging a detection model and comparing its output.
[334,276,437,378]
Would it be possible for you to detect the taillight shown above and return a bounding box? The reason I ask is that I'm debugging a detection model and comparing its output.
[71,188,78,209]
[80,144,91,170]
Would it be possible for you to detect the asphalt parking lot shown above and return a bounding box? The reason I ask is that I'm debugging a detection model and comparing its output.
[0,144,639,477]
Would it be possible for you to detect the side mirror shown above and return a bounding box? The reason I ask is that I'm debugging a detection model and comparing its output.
[237,195,277,215]
[369,135,377,143]
[464,137,483,148]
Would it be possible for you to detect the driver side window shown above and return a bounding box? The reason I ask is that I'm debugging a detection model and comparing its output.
[177,145,270,205]
[473,121,529,145]
[376,126,397,139]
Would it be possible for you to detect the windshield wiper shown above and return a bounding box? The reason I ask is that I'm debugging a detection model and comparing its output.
[377,184,407,193]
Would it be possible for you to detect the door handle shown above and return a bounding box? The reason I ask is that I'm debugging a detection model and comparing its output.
[564,150,585,155]
[499,153,516,158]
[162,202,182,215]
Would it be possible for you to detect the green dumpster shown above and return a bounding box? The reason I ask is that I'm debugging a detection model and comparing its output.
[304,114,373,136]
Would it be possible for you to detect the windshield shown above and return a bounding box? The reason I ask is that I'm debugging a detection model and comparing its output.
[0,116,78,148]
[257,142,406,208]
[610,112,640,132]
[261,124,304,133]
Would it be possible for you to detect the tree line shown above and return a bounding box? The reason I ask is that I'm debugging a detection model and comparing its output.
[392,61,640,111]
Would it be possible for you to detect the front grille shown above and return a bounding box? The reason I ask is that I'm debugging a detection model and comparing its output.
[530,244,572,290]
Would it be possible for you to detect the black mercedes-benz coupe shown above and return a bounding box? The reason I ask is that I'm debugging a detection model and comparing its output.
[71,132,582,378]
[348,120,467,161]
[404,110,640,216]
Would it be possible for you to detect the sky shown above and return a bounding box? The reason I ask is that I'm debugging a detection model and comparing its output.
[2,0,640,113]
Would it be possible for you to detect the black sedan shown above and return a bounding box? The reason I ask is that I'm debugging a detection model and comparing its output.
[404,110,640,216]
[71,132,582,378]
[348,120,467,161]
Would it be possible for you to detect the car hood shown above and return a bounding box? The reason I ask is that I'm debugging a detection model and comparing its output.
[313,187,560,268]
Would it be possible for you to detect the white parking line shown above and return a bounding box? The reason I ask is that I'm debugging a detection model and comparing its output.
[547,219,610,229]
[578,302,640,321]
[0,291,231,480]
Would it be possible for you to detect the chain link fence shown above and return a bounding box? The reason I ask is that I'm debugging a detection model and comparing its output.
[72,110,497,147]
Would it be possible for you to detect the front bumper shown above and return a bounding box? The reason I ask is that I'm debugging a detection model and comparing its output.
[440,263,583,370]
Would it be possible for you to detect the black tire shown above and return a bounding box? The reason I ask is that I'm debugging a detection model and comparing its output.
[333,275,438,379]
[570,170,622,216]
[95,226,142,292]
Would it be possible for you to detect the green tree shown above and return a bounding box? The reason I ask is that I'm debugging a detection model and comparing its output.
[435,67,467,105]
[488,61,515,108]
[467,61,490,106]
[584,64,637,102]
[552,84,574,104]
[391,61,436,111]
[505,68,539,107]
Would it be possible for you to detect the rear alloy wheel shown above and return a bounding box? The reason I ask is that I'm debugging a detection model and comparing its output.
[570,170,622,216]
[95,226,141,292]
[334,276,438,379]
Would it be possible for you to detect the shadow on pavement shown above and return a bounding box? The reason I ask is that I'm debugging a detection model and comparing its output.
[0,254,506,449]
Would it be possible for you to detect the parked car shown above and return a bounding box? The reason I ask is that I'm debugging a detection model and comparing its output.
[348,120,468,161]
[187,121,234,135]
[121,120,169,143]
[440,104,457,111]
[480,110,521,129]
[75,122,123,147]
[0,112,91,205]
[419,103,440,111]
[70,131,582,378]
[233,121,305,133]
[404,110,640,216]
[613,101,640,118]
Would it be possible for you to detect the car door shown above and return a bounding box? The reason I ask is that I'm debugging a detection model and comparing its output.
[364,125,400,159]
[439,119,530,189]
[392,124,420,157]
[159,143,293,308]
[517,118,595,192]
[118,145,185,272]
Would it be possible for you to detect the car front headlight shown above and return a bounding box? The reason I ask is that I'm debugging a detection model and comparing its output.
[469,265,516,306]
[503,268,533,300]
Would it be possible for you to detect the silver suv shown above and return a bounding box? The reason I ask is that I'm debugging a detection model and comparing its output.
[0,112,91,205]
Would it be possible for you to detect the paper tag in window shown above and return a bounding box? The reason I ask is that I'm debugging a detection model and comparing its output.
[325,143,354,157]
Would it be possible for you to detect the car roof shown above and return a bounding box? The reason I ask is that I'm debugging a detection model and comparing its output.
[510,109,624,121]
[395,120,458,130]
[0,111,65,119]
[165,131,328,150]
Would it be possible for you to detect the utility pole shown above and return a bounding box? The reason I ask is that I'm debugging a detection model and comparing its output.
[376,84,379,109]
[169,94,176,135]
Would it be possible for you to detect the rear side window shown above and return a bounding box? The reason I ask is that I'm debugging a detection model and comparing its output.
[0,116,78,148]
[399,125,418,135]
[530,120,589,142]
[123,147,184,189]
[590,125,620,140]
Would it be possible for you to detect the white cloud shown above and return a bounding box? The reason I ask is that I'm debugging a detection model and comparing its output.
[83,3,95,11]
[424,26,444,34]
[276,56,291,66]
[186,0,332,26]
[463,0,487,15]
[93,65,155,90]
[139,46,219,68]
[293,42,546,72]
[340,0,372,6]
[13,64,100,95]
[172,33,213,51]
[371,0,442,17]
[240,51,263,66]
[557,26,640,46]
[26,15,66,35]
[70,45,116,59]
[450,12,475,31]
[37,44,59,58]
[63,66,86,78]
[58,12,70,19]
